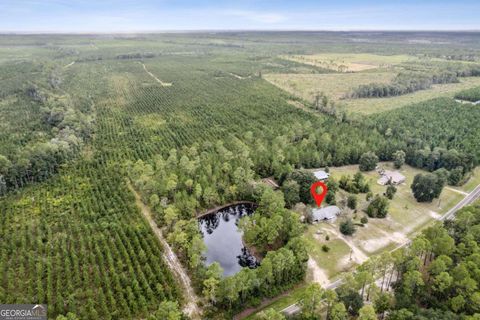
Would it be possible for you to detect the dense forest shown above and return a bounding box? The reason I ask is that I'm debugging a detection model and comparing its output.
[368,98,479,183]
[0,60,94,195]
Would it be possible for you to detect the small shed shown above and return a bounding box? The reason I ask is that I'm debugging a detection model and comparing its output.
[378,170,406,185]
[312,206,341,222]
[313,170,330,181]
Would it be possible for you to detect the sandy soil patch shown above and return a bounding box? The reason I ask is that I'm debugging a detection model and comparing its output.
[307,256,330,287]
[361,238,391,253]
[326,226,368,264]
[229,72,251,79]
[429,210,442,220]
[446,187,469,196]
[358,222,409,253]
[337,255,358,271]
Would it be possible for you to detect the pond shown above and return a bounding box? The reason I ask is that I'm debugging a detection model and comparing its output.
[198,203,259,276]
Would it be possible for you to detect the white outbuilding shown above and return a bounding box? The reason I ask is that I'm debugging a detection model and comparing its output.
[313,170,330,181]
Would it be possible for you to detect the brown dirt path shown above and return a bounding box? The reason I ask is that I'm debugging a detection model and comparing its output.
[128,182,201,319]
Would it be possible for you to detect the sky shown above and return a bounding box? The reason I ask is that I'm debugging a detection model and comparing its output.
[1,0,479,33]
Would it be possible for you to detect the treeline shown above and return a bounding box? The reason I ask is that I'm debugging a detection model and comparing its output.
[390,204,480,317]
[349,61,480,99]
[349,70,458,98]
[116,52,156,60]
[455,86,480,102]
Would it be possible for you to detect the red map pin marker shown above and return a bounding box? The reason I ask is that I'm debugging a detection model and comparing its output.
[310,181,328,207]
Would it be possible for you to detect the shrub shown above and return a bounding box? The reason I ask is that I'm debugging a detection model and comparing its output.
[322,245,330,252]
[340,219,356,235]
[360,216,368,224]
[367,195,389,218]
[359,152,378,172]
[366,191,373,201]
[385,184,397,200]
[347,195,357,209]
[326,190,336,205]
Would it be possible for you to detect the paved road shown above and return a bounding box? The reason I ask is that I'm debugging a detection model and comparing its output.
[281,183,480,316]
[441,184,480,221]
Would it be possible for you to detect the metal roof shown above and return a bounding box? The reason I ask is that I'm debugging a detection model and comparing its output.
[312,206,341,221]
[313,170,330,180]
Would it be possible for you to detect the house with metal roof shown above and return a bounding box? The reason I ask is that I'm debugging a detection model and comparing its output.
[312,205,341,222]
[313,170,330,181]
[377,170,406,185]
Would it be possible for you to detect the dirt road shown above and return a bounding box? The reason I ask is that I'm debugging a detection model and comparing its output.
[141,62,173,86]
[128,182,201,319]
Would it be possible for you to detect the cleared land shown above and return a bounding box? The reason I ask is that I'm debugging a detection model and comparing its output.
[344,78,480,114]
[265,73,480,114]
[264,72,395,101]
[281,53,416,72]
[304,162,464,277]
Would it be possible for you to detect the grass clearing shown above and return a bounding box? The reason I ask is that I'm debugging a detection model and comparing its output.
[281,53,416,72]
[264,72,395,101]
[265,73,480,114]
[343,77,480,114]
[303,162,466,272]
[304,225,355,278]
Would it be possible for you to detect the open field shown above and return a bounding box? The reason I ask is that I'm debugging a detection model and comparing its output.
[304,226,355,278]
[281,53,417,72]
[265,73,480,114]
[264,72,395,101]
[344,77,480,114]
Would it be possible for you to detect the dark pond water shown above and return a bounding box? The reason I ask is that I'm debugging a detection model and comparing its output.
[198,203,259,276]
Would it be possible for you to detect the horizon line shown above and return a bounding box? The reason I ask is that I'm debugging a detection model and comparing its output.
[1,29,480,35]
